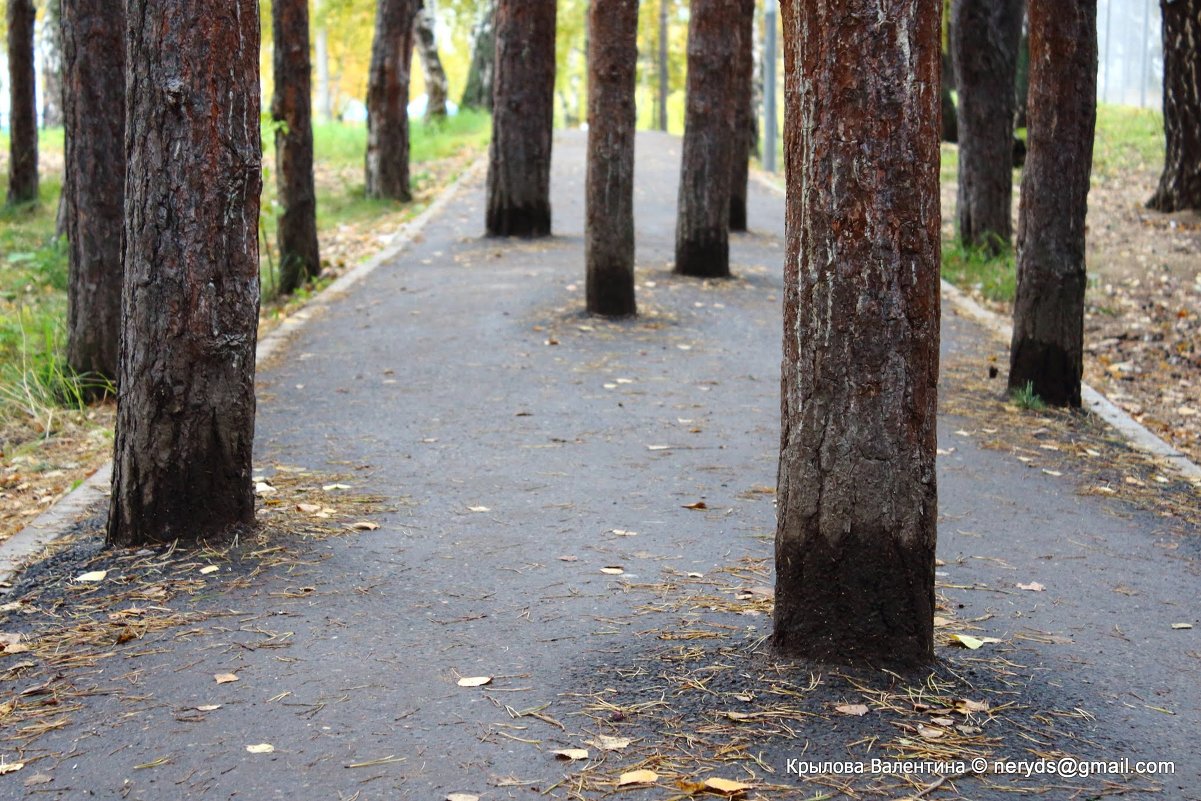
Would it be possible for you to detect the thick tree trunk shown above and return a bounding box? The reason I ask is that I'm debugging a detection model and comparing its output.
[951,0,1024,253]
[728,0,755,233]
[486,0,555,237]
[460,0,496,111]
[674,0,740,278]
[365,0,418,201]
[109,0,262,546]
[1147,0,1201,212]
[41,0,64,129]
[585,0,637,317]
[1007,0,1096,408]
[273,0,322,294]
[775,0,941,668]
[415,1,449,121]
[657,0,668,131]
[62,0,124,383]
[6,0,39,205]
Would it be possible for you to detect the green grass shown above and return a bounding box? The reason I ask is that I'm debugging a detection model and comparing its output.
[941,239,1016,304]
[1009,381,1046,411]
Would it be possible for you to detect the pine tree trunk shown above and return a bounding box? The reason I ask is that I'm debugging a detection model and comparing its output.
[1007,0,1096,408]
[460,0,495,111]
[728,0,755,233]
[41,0,64,129]
[951,0,1024,253]
[1147,0,1201,212]
[486,0,556,237]
[365,0,418,201]
[62,0,124,383]
[774,0,942,668]
[674,0,740,278]
[273,0,322,294]
[109,0,262,546]
[415,1,449,121]
[5,0,39,205]
[585,0,637,317]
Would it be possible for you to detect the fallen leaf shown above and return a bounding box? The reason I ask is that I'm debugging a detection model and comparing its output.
[0,762,24,775]
[723,711,752,721]
[1171,623,1193,630]
[245,743,275,754]
[254,482,276,495]
[297,503,321,514]
[213,673,239,684]
[322,483,351,491]
[23,774,51,786]
[954,698,990,714]
[457,676,492,687]
[834,704,869,717]
[347,521,380,531]
[587,735,632,751]
[558,555,578,562]
[551,748,589,761]
[682,501,708,510]
[199,566,220,575]
[446,795,480,801]
[611,529,638,536]
[467,506,491,513]
[647,444,671,451]
[704,777,752,795]
[600,566,625,576]
[0,633,28,655]
[75,570,107,583]
[617,769,659,786]
[933,616,953,627]
[1017,582,1045,592]
[196,704,222,712]
[687,572,704,579]
[916,724,944,740]
[951,634,985,650]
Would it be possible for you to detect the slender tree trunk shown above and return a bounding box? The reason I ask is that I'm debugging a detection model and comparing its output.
[461,0,496,111]
[273,0,321,294]
[729,0,755,233]
[62,0,124,383]
[1147,0,1201,212]
[41,0,64,129]
[1007,0,1096,408]
[415,0,449,121]
[365,0,419,201]
[951,0,1024,253]
[775,0,942,668]
[486,0,556,237]
[674,0,739,278]
[315,0,334,121]
[6,0,39,205]
[585,0,637,317]
[657,0,668,131]
[109,0,262,546]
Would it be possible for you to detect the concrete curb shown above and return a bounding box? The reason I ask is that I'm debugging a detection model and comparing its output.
[0,157,489,588]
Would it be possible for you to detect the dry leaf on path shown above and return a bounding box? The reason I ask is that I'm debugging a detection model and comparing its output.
[199,566,220,575]
[245,743,275,754]
[446,795,479,801]
[1017,582,1045,592]
[600,566,625,575]
[834,704,869,716]
[347,521,380,531]
[196,704,222,712]
[551,749,589,761]
[682,501,708,510]
[0,762,24,775]
[74,570,107,583]
[457,676,492,687]
[704,777,752,795]
[1171,623,1193,630]
[617,769,659,786]
[587,735,632,751]
[467,506,491,513]
[213,673,239,684]
[950,634,1000,650]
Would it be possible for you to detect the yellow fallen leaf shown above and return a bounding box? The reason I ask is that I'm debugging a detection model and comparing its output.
[933,616,953,627]
[213,673,239,684]
[0,762,24,775]
[196,704,222,712]
[682,501,708,510]
[600,566,625,575]
[617,769,659,786]
[1171,623,1193,630]
[457,676,492,687]
[245,743,275,754]
[834,704,869,716]
[551,748,589,761]
[75,570,107,583]
[587,735,632,751]
[704,777,752,795]
[199,566,220,575]
[951,634,984,650]
[347,521,380,531]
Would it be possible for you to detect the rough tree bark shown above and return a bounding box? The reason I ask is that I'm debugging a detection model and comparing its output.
[109,0,263,546]
[62,0,124,382]
[415,0,449,121]
[41,0,64,128]
[6,0,38,205]
[486,0,556,237]
[951,0,1024,253]
[585,0,637,317]
[674,0,740,278]
[1007,0,1096,408]
[365,0,419,201]
[273,0,322,294]
[729,0,756,233]
[460,0,496,111]
[774,0,942,668]
[1147,0,1201,212]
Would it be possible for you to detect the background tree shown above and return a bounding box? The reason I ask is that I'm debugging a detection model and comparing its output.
[5,0,38,205]
[62,0,124,382]
[674,0,739,278]
[415,0,450,121]
[365,0,419,201]
[109,0,263,546]
[585,0,637,317]
[41,0,64,128]
[1147,0,1200,212]
[951,0,1024,253]
[460,0,495,111]
[657,0,667,131]
[486,0,556,237]
[314,0,334,121]
[728,0,755,233]
[775,0,941,667]
[1007,0,1096,407]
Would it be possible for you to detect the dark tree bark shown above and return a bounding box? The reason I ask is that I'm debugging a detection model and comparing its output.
[6,0,38,205]
[62,0,124,382]
[273,0,322,294]
[1148,0,1201,212]
[460,0,496,111]
[41,0,64,128]
[674,0,740,278]
[415,0,449,121]
[365,0,419,201]
[585,0,637,317]
[486,0,556,237]
[1007,0,1096,408]
[775,0,942,668]
[109,0,262,546]
[951,0,1024,254]
[729,0,756,233]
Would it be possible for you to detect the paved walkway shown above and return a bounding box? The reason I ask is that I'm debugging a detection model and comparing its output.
[1,132,1198,800]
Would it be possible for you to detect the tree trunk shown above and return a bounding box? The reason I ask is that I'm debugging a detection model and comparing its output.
[62,0,124,383]
[657,0,668,131]
[1147,0,1201,212]
[1007,0,1096,408]
[951,0,1024,254]
[5,0,38,205]
[415,1,449,121]
[486,0,556,237]
[728,0,755,233]
[365,0,418,201]
[775,0,942,668]
[460,0,496,111]
[41,0,64,129]
[273,0,322,294]
[585,0,637,317]
[674,0,740,278]
[109,0,262,546]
